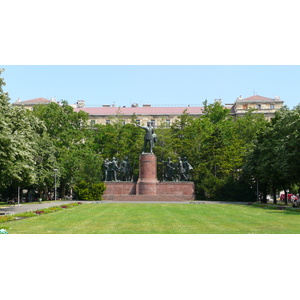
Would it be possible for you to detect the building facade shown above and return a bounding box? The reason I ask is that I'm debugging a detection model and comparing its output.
[230,95,284,121]
[73,104,204,127]
[12,95,285,125]
[12,97,54,110]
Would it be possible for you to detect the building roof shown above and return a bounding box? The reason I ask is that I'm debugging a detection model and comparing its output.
[12,97,52,105]
[237,95,283,102]
[243,95,273,101]
[73,106,204,116]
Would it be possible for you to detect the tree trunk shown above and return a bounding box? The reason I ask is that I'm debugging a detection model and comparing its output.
[262,192,267,203]
[61,181,66,199]
[45,187,48,200]
[284,189,288,205]
[273,186,277,205]
[262,186,268,203]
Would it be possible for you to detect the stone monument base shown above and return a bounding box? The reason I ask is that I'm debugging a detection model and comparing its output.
[102,182,136,200]
[157,181,195,199]
[102,153,195,201]
[102,181,195,201]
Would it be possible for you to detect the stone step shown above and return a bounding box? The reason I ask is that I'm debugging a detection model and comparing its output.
[111,195,186,202]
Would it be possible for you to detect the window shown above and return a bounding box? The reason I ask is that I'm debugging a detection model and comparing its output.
[270,104,275,109]
[166,119,171,127]
[243,104,248,110]
[90,120,95,125]
[136,119,140,125]
[122,120,126,125]
[256,104,261,110]
[150,119,156,127]
[106,120,110,125]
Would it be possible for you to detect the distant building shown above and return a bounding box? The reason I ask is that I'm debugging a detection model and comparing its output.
[12,95,285,124]
[230,95,284,121]
[12,97,56,111]
[73,104,204,127]
[12,98,87,111]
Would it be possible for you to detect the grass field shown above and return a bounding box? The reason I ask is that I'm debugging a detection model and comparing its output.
[3,203,300,234]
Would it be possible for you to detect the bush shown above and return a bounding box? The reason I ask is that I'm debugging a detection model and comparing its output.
[73,181,106,201]
[0,215,15,222]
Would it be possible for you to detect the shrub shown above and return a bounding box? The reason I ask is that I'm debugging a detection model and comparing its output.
[14,211,37,218]
[49,206,63,211]
[73,181,106,201]
[0,215,15,222]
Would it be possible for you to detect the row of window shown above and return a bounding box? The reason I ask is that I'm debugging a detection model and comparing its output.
[242,104,275,110]
[90,119,171,126]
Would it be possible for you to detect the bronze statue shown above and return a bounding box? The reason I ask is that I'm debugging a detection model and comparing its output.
[103,158,110,181]
[164,157,175,181]
[135,121,156,154]
[108,157,119,181]
[183,157,193,180]
[176,157,187,181]
[119,157,132,181]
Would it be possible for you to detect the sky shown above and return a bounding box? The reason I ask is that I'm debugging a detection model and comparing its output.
[2,65,300,109]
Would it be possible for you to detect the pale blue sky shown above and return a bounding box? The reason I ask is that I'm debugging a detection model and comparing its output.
[2,65,300,109]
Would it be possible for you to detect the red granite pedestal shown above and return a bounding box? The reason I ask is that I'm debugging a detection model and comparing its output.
[102,153,195,201]
[136,154,159,195]
[102,181,136,200]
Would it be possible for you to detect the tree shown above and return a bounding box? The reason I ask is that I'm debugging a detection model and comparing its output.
[194,102,246,198]
[73,181,106,200]
[33,102,100,198]
[0,69,40,195]
[242,106,300,204]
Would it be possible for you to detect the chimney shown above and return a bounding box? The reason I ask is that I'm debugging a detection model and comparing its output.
[76,100,85,108]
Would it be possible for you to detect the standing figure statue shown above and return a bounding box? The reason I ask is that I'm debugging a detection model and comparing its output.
[164,157,175,181]
[109,157,119,181]
[103,158,110,181]
[135,121,156,154]
[176,157,187,181]
[125,157,132,181]
[119,156,132,181]
[182,157,193,181]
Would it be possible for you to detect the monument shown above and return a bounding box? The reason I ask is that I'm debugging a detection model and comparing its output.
[134,122,159,195]
[102,122,195,201]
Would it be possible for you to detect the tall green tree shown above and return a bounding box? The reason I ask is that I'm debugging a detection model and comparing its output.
[242,106,300,204]
[33,102,100,197]
[0,69,39,193]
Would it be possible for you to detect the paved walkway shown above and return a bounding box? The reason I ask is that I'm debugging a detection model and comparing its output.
[0,200,79,215]
[0,200,252,215]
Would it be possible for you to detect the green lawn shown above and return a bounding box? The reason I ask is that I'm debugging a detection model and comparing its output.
[4,203,300,234]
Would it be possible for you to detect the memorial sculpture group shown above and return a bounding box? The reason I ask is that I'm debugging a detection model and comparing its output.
[104,156,193,182]
[102,121,195,200]
[161,157,193,182]
[104,157,132,182]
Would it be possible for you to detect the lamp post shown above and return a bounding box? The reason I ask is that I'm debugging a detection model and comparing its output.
[17,186,20,207]
[256,178,259,202]
[54,169,58,201]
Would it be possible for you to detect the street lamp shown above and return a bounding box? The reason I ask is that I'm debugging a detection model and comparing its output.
[17,186,20,207]
[54,169,58,201]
